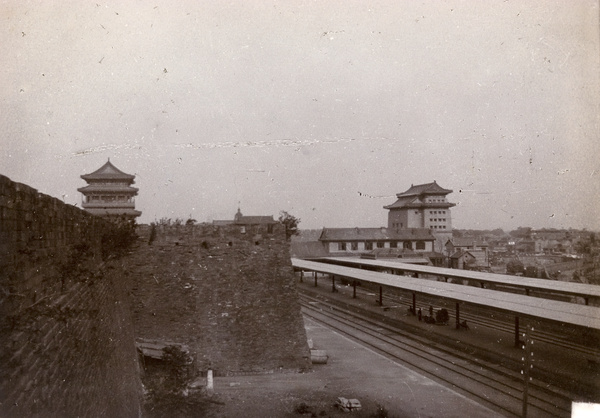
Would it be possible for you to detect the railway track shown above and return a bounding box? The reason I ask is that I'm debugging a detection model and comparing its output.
[335,281,600,359]
[300,292,574,418]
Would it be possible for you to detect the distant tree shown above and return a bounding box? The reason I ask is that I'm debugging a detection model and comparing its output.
[575,235,593,255]
[101,216,138,259]
[158,217,171,226]
[278,210,300,240]
[509,227,532,239]
[148,222,157,245]
[185,218,197,226]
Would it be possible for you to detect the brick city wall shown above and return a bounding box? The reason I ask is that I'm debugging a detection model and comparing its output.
[0,175,142,417]
[132,222,311,375]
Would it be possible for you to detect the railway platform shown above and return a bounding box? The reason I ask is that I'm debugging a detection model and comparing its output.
[214,315,504,417]
[296,277,600,404]
[210,275,598,417]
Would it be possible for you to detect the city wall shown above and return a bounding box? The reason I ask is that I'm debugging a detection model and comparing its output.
[132,222,312,375]
[0,175,142,417]
[0,173,311,416]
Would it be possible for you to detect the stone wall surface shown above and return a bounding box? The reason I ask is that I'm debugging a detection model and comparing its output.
[0,174,142,417]
[132,223,311,375]
[0,173,310,416]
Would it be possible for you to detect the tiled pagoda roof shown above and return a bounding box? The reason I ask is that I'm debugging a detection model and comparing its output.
[395,181,453,197]
[384,181,455,210]
[77,184,139,193]
[81,159,135,182]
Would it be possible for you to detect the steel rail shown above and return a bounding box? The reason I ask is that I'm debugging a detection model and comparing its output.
[301,294,572,417]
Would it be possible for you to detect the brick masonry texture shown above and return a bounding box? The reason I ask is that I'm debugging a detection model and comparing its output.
[0,173,311,415]
[0,175,142,417]
[132,223,312,375]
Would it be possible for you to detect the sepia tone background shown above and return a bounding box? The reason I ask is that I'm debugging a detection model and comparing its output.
[1,0,599,231]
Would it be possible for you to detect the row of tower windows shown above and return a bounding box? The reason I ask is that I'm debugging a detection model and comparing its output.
[89,180,132,185]
[84,195,133,203]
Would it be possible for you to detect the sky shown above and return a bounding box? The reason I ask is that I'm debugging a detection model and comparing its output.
[1,0,599,231]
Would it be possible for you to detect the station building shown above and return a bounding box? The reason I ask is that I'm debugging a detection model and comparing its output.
[314,181,455,261]
[384,181,455,252]
[319,227,435,255]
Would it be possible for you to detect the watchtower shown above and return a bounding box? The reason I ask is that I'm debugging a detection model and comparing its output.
[78,159,141,219]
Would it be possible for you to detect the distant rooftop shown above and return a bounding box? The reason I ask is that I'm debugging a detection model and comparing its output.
[319,227,434,242]
[213,208,276,226]
[395,181,452,198]
[384,181,455,210]
[446,238,489,248]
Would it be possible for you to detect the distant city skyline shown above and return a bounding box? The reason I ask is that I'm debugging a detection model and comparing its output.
[2,1,599,231]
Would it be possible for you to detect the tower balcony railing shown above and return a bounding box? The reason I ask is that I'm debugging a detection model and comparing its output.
[82,201,136,209]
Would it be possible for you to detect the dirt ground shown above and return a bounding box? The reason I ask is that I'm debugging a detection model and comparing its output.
[143,316,501,418]
[144,379,404,418]
[208,375,402,418]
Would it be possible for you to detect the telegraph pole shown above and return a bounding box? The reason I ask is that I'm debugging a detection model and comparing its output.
[522,323,534,417]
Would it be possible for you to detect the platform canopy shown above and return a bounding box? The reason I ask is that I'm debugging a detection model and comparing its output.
[318,257,600,300]
[292,258,600,331]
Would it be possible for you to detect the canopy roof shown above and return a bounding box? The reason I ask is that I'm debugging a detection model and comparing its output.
[292,258,600,330]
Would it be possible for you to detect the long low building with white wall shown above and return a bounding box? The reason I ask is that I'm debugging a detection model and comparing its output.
[318,227,436,254]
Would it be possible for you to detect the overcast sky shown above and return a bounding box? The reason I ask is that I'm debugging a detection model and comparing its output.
[2,0,599,231]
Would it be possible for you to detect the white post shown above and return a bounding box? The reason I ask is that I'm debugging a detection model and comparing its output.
[206,369,214,395]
